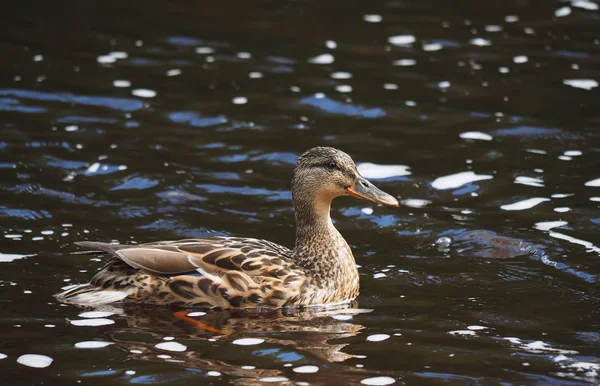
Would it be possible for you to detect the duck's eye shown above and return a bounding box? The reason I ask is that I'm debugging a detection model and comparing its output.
[326,161,338,169]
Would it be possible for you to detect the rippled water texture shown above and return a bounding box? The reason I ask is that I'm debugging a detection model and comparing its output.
[1,0,600,384]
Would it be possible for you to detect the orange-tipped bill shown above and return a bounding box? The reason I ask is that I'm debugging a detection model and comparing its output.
[346,176,399,207]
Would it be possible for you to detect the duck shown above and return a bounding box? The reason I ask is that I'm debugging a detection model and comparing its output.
[55,147,399,308]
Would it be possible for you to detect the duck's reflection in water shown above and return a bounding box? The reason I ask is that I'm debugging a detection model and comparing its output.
[96,303,385,384]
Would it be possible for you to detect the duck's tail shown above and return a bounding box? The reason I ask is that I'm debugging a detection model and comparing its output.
[54,283,129,305]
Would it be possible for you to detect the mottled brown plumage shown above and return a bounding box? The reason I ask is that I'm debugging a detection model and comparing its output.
[55,147,399,308]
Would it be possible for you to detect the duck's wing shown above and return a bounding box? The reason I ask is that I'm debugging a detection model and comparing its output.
[75,237,298,278]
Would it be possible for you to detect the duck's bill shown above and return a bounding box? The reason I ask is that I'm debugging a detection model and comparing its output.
[346,176,400,207]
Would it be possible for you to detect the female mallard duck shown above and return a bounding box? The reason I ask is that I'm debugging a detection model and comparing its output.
[55,147,399,308]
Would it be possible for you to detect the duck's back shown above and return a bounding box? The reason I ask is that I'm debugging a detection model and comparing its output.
[55,237,327,308]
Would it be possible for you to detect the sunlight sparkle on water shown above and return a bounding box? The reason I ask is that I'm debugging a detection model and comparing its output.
[17,354,53,368]
[361,376,396,385]
[357,163,411,179]
[79,311,115,318]
[563,79,598,90]
[75,341,113,349]
[388,35,416,46]
[155,342,187,352]
[393,59,416,66]
[367,334,390,342]
[431,171,492,190]
[0,253,34,263]
[131,89,157,98]
[459,131,493,141]
[70,318,115,326]
[232,338,265,346]
[584,178,600,187]
[535,221,567,231]
[294,365,319,373]
[308,53,334,64]
[501,197,549,211]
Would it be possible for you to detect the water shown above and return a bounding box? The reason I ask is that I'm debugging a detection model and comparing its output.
[1,0,600,384]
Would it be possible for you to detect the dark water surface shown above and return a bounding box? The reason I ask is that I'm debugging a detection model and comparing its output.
[1,0,600,384]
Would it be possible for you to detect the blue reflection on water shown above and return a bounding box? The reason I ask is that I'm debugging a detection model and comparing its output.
[0,89,144,112]
[298,96,386,118]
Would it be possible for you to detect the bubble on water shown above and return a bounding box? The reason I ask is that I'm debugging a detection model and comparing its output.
[17,354,53,368]
[155,342,186,352]
[308,53,334,64]
[459,131,493,141]
[432,171,492,190]
[500,197,549,211]
[293,365,319,373]
[70,318,115,326]
[388,35,416,46]
[232,338,264,346]
[361,376,396,385]
[435,237,452,248]
[367,334,390,342]
[75,341,113,349]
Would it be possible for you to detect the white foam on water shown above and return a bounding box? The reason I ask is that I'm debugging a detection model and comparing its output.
[535,221,568,231]
[187,311,206,317]
[0,253,34,263]
[357,163,411,179]
[367,334,390,342]
[16,354,53,368]
[361,207,373,215]
[79,311,115,318]
[431,171,492,190]
[308,53,334,64]
[500,197,549,211]
[448,330,477,336]
[459,131,493,141]
[388,35,416,45]
[515,176,544,187]
[584,178,600,187]
[401,199,431,208]
[207,371,221,376]
[75,341,113,349]
[70,318,115,326]
[361,376,396,385]
[555,6,572,17]
[155,342,187,352]
[232,96,248,105]
[259,377,289,383]
[563,79,598,90]
[293,365,319,373]
[232,338,264,346]
[131,89,157,98]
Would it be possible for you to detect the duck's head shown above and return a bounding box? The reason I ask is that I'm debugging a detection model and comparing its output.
[292,147,399,210]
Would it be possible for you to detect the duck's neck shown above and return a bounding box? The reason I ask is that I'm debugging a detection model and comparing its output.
[292,193,359,295]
